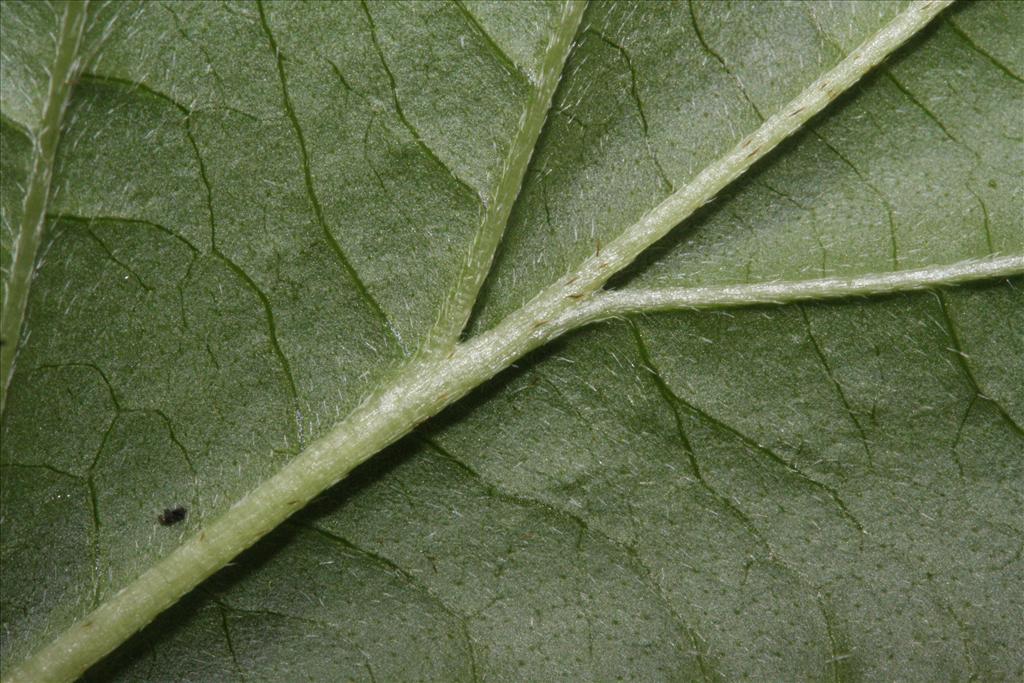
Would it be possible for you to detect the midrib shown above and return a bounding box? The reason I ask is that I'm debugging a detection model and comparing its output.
[0,0,89,414]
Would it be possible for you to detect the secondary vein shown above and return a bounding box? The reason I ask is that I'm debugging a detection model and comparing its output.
[557,255,1024,327]
[423,1,587,356]
[0,0,88,415]
[546,0,955,306]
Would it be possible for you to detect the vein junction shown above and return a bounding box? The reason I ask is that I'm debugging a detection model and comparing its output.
[424,1,587,355]
[564,255,1024,326]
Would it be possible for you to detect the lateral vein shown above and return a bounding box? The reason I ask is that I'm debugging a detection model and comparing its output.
[547,0,955,305]
[557,256,1024,327]
[0,0,89,414]
[424,1,587,355]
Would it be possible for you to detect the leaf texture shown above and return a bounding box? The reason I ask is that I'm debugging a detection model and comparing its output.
[1,1,1022,681]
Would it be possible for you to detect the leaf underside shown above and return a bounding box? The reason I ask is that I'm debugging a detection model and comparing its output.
[1,1,1022,681]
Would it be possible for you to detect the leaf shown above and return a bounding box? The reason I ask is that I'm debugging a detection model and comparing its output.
[1,1,1022,681]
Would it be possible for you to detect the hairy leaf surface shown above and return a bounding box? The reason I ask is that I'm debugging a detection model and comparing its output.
[1,1,1021,681]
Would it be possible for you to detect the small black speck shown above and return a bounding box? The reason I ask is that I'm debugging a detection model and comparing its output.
[157,506,187,526]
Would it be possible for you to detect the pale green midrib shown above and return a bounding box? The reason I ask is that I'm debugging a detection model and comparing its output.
[2,4,956,681]
[0,0,88,416]
[555,256,1024,329]
[422,1,587,356]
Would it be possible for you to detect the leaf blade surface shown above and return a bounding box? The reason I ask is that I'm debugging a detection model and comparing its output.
[1,1,1022,681]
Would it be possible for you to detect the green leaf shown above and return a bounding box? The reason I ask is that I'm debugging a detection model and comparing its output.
[2,1,1021,681]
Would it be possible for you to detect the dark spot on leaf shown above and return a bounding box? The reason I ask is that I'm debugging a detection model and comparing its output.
[157,506,187,526]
